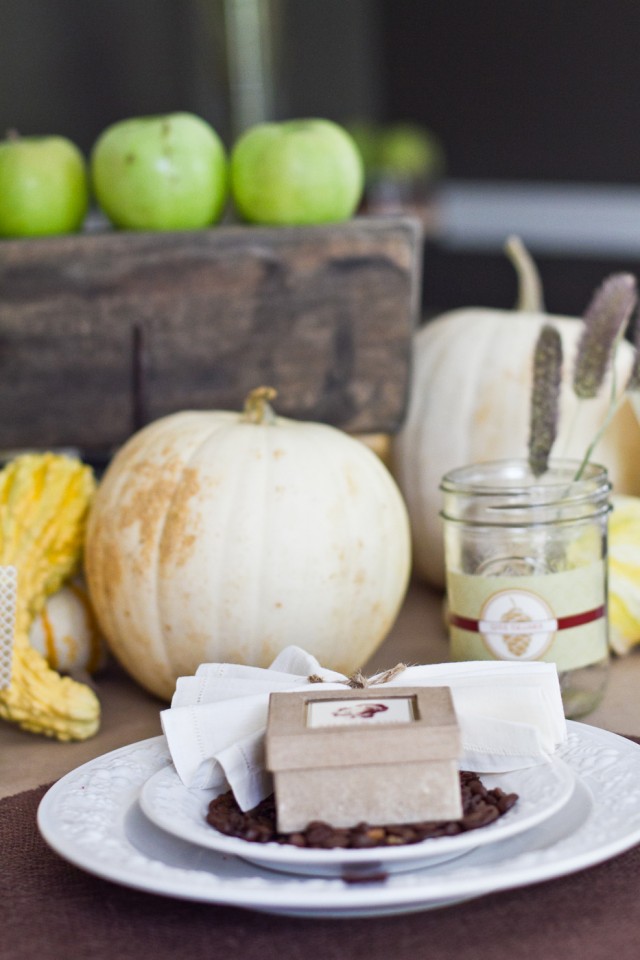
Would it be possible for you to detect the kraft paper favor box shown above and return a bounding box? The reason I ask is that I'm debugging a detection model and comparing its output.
[265,686,462,833]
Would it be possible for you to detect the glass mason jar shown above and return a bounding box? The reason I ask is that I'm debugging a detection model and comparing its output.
[440,459,612,719]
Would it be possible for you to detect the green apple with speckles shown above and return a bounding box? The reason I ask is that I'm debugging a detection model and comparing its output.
[230,118,364,225]
[0,132,89,238]
[90,113,228,230]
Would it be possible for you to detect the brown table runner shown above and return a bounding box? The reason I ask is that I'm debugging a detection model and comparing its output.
[3,761,640,960]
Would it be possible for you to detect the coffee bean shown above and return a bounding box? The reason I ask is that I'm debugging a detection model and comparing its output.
[206,771,519,850]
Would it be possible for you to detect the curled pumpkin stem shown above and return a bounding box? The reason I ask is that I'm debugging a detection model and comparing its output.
[242,386,278,425]
[504,235,545,313]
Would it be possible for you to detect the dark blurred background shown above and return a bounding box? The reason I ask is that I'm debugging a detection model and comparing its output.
[2,0,640,316]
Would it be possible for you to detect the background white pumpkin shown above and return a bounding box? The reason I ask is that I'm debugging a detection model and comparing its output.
[391,238,640,587]
[85,389,412,700]
[29,581,105,675]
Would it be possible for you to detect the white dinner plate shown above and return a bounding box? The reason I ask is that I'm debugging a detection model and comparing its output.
[37,723,640,918]
[138,755,576,877]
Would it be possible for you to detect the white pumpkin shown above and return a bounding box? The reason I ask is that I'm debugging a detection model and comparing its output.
[85,388,412,700]
[391,237,640,587]
[29,581,105,675]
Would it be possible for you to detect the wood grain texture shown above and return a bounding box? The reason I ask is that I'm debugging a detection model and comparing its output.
[0,217,421,453]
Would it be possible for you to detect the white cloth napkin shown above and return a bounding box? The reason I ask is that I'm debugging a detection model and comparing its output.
[160,646,567,812]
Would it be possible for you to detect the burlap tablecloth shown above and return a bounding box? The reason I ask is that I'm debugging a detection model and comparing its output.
[3,768,640,960]
[3,581,640,958]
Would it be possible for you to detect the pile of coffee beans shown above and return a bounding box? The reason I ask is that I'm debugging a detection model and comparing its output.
[206,770,518,850]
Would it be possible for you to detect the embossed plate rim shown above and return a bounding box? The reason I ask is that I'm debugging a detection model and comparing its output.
[36,723,640,917]
[138,752,576,876]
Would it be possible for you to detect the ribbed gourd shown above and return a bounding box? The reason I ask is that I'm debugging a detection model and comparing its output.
[0,453,100,740]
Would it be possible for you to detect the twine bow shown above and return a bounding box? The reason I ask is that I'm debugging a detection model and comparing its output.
[307,663,407,689]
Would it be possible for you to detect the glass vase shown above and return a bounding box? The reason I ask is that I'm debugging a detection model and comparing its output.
[440,459,611,718]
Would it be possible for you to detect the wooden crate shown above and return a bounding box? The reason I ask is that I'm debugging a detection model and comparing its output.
[0,216,421,455]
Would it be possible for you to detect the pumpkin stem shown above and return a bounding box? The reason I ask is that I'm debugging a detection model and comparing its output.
[505,235,545,313]
[242,386,278,424]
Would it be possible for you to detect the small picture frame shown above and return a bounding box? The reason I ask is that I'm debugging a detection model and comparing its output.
[306,694,416,728]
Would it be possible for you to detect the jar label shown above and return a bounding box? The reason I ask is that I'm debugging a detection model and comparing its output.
[446,561,607,670]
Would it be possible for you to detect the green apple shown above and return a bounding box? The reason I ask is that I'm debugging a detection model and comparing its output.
[376,123,445,181]
[230,118,364,225]
[0,132,89,238]
[90,113,228,230]
[344,120,381,178]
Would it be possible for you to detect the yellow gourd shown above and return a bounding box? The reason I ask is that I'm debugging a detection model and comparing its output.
[0,453,100,740]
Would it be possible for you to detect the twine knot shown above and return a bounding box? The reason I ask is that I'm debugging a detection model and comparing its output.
[307,663,407,688]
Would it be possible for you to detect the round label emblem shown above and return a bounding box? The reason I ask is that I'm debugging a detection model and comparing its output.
[479,589,557,661]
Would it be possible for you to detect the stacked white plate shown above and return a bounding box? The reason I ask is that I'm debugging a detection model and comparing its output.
[37,722,640,918]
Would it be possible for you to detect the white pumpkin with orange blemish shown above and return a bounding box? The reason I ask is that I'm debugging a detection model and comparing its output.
[84,388,411,700]
[29,581,105,675]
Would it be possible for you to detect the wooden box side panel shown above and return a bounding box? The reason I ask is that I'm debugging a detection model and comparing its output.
[0,218,421,452]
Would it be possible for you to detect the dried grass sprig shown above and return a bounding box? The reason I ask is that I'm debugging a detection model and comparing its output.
[528,325,563,476]
[573,273,637,399]
[627,308,640,391]
[572,273,638,480]
[527,268,638,482]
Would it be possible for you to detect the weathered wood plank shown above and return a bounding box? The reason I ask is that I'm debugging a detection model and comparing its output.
[0,217,421,453]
